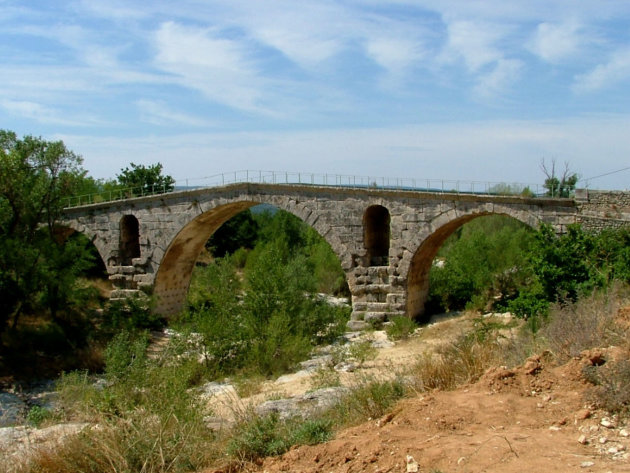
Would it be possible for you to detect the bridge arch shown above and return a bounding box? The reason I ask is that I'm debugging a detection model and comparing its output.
[153,199,350,316]
[405,209,538,321]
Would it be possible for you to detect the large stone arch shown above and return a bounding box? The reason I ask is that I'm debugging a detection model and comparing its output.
[405,209,537,320]
[153,198,350,316]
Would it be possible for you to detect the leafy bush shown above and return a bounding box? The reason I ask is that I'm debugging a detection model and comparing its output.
[428,215,535,314]
[331,378,406,424]
[183,237,349,378]
[386,316,418,340]
[26,405,52,428]
[102,296,164,333]
[226,412,333,462]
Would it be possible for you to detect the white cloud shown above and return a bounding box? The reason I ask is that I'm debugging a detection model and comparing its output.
[529,20,583,63]
[135,100,216,127]
[153,21,267,113]
[442,20,504,72]
[365,37,424,74]
[65,116,630,192]
[573,48,630,92]
[0,99,99,126]
[473,59,524,98]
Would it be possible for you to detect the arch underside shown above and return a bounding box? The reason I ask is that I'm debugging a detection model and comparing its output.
[406,211,535,321]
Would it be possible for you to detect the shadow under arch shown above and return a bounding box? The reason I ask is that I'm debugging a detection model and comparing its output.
[363,204,390,266]
[52,225,109,276]
[406,211,534,321]
[153,200,348,316]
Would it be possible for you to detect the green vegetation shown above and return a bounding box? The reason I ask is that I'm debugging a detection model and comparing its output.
[428,215,630,331]
[428,215,535,314]
[180,208,351,379]
[386,315,418,340]
[3,129,630,472]
[541,158,579,197]
[116,162,175,195]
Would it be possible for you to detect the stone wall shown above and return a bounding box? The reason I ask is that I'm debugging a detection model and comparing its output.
[575,189,630,232]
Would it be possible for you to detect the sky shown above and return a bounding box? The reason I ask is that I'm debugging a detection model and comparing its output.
[1,0,630,190]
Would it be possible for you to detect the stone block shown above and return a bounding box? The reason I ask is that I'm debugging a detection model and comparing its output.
[346,320,370,331]
[364,312,386,324]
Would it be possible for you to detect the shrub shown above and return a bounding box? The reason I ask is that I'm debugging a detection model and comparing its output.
[386,316,418,341]
[584,359,630,417]
[25,405,52,428]
[331,378,406,425]
[347,340,378,366]
[102,295,163,333]
[410,328,502,392]
[539,285,627,361]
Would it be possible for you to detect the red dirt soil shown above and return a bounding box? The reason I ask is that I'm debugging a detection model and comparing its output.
[209,349,630,473]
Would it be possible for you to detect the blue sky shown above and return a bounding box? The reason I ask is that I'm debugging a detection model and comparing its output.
[2,0,630,190]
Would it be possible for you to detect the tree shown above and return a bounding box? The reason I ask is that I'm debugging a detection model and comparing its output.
[116,162,175,196]
[206,209,259,258]
[541,158,578,197]
[0,130,91,333]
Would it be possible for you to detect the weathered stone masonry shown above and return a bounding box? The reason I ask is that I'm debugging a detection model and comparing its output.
[576,189,630,232]
[60,184,629,323]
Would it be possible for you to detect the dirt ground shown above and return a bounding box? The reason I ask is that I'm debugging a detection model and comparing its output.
[209,313,630,473]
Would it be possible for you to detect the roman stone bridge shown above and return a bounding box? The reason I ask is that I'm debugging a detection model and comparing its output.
[60,182,630,325]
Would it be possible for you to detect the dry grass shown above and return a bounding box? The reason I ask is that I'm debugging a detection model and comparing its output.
[540,283,630,362]
[409,330,502,392]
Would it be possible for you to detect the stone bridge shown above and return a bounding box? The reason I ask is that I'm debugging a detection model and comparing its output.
[60,184,630,324]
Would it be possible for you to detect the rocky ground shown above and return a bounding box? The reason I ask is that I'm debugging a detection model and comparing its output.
[2,311,629,473]
[204,312,630,473]
[244,349,630,473]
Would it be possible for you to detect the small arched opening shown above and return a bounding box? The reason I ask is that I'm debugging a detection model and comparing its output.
[363,205,390,266]
[119,215,140,265]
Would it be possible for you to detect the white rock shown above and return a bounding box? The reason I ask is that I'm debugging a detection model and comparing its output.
[406,455,419,473]
[580,461,595,468]
[578,435,588,445]
[601,418,615,428]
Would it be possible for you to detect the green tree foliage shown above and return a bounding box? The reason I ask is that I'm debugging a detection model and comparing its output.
[116,162,175,196]
[182,208,350,378]
[541,158,578,197]
[428,215,535,313]
[509,224,630,324]
[0,130,94,334]
[207,209,259,257]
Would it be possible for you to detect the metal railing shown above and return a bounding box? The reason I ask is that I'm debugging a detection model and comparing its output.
[64,170,546,208]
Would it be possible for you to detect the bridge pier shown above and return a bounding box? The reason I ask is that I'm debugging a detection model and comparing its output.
[349,265,405,326]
